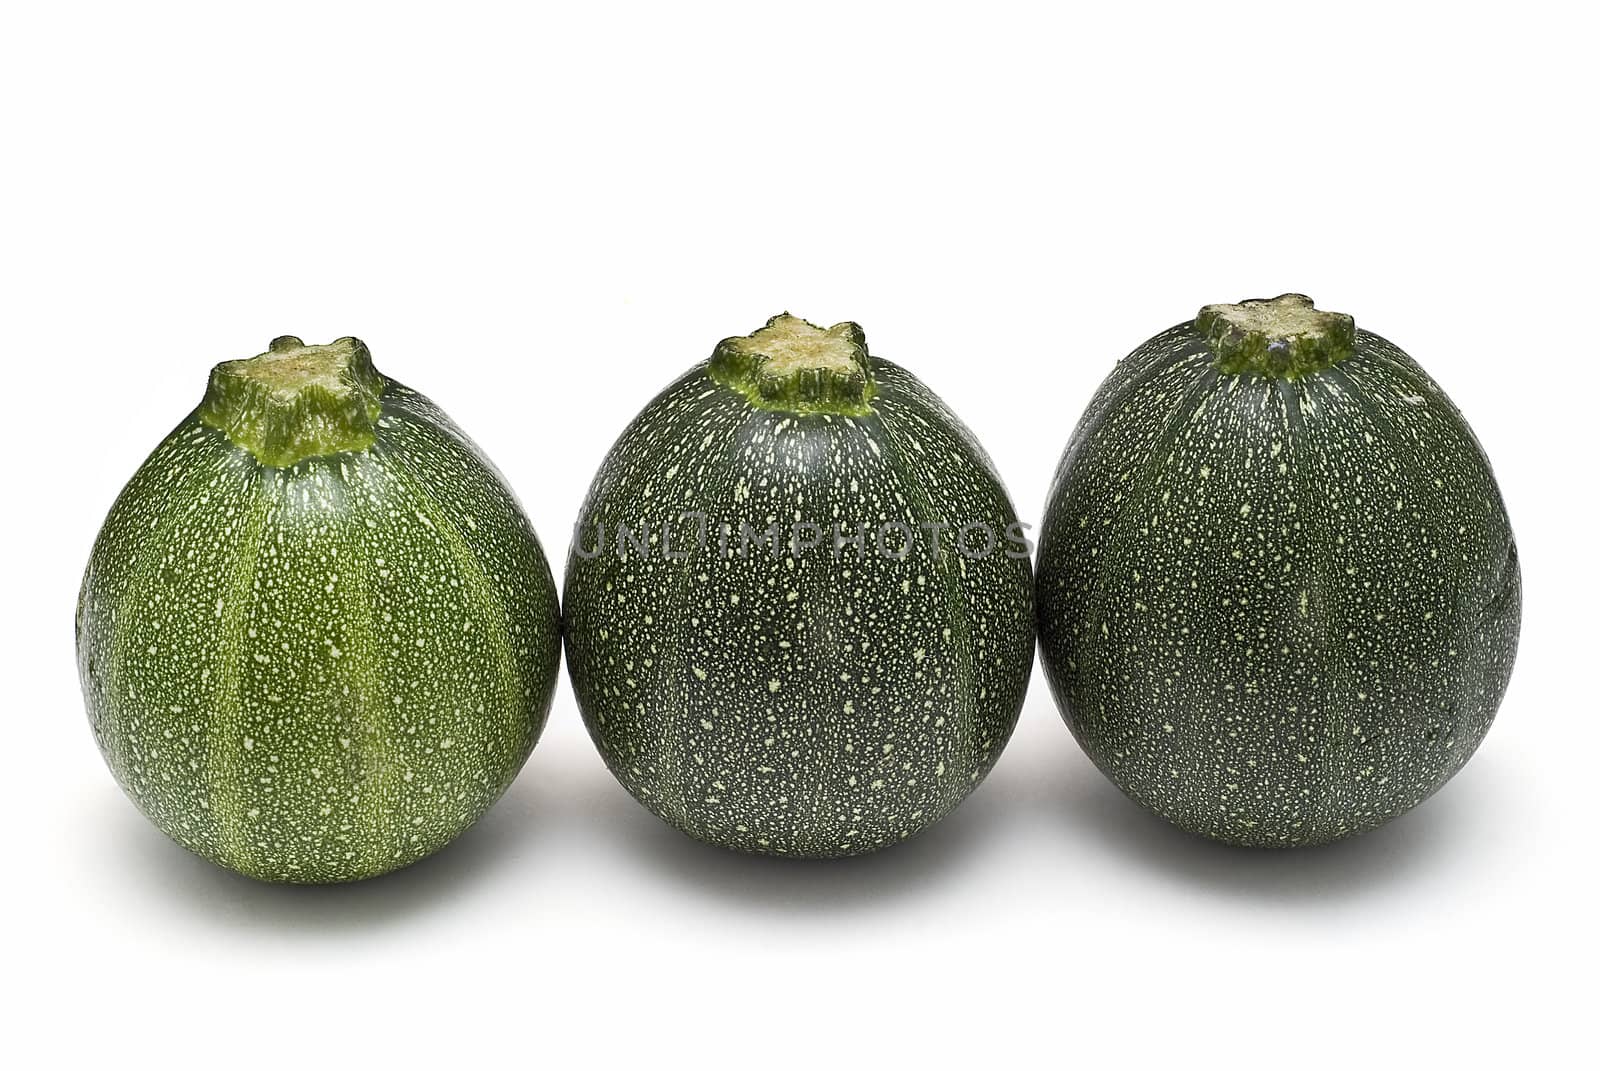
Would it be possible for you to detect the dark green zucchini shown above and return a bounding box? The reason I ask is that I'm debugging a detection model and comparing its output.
[564,314,1034,857]
[1036,295,1520,846]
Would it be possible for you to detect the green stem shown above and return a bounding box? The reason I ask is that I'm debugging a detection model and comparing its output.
[1197,294,1355,379]
[709,313,876,416]
[197,336,386,467]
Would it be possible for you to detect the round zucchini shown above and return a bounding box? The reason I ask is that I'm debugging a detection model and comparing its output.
[564,314,1034,857]
[77,336,560,882]
[1036,295,1520,846]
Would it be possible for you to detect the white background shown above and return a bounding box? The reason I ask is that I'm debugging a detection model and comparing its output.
[3,1,1594,1067]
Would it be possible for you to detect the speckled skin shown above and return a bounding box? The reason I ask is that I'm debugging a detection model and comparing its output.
[77,382,560,882]
[565,357,1034,857]
[1036,321,1520,846]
